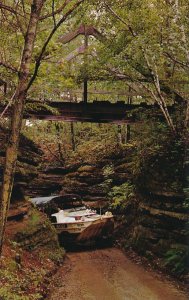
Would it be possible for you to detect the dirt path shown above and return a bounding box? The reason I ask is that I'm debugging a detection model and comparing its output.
[48,248,188,300]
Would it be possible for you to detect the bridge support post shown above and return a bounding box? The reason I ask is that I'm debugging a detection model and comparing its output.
[83,78,88,103]
[125,89,132,143]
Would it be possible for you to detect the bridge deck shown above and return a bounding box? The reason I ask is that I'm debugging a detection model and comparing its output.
[2,101,173,124]
[25,101,160,123]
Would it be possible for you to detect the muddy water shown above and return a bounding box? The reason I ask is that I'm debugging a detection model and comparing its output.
[48,248,188,300]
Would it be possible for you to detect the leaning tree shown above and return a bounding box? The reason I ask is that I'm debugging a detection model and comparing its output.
[0,0,85,255]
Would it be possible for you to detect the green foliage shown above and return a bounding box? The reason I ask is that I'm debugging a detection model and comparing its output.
[109,182,135,211]
[131,121,184,194]
[98,179,113,194]
[22,121,122,168]
[0,287,30,300]
[20,209,41,235]
[103,164,115,178]
[164,245,189,276]
[42,247,65,264]
[0,267,42,300]
[9,240,20,250]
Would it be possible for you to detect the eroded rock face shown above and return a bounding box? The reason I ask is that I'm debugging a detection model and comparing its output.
[52,159,133,209]
[5,203,64,265]
[14,214,59,251]
[0,126,42,203]
[128,195,188,253]
[115,153,188,274]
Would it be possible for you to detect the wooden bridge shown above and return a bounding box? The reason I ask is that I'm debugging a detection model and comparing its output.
[0,24,176,124]
[21,100,171,124]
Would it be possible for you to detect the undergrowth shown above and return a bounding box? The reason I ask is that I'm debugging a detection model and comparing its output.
[163,240,189,277]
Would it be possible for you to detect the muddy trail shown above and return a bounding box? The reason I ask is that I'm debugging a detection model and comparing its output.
[48,248,188,300]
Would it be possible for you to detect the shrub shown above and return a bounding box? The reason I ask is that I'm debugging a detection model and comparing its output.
[164,244,189,276]
[108,182,135,211]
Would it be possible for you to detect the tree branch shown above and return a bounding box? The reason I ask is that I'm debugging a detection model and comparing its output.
[143,50,176,133]
[0,60,19,73]
[0,2,17,15]
[52,0,56,27]
[27,0,84,91]
[39,0,71,20]
[0,2,25,17]
[164,51,189,69]
[104,2,137,37]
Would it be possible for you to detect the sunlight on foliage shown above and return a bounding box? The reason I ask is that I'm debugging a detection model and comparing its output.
[109,182,135,211]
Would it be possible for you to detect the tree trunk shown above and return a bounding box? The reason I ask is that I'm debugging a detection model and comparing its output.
[185,100,189,129]
[183,138,189,204]
[0,0,44,255]
[125,125,131,143]
[117,125,122,144]
[70,122,76,151]
[55,123,65,165]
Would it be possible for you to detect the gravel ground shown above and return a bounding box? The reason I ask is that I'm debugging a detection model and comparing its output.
[48,247,188,300]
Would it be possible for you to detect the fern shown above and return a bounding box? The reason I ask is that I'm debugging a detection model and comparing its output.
[164,245,189,276]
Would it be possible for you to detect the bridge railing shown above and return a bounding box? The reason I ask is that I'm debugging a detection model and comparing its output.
[36,89,149,104]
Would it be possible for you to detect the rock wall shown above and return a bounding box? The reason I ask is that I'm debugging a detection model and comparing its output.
[13,207,60,251]
[126,192,188,252]
[115,142,189,275]
[0,126,42,202]
[33,148,133,211]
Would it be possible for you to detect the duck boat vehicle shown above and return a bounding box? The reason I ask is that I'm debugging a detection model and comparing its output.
[50,207,114,243]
